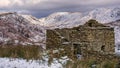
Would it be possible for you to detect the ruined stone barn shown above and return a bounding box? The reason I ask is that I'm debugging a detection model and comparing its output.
[46,20,115,56]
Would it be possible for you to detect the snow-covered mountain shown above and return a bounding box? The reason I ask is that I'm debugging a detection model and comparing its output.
[39,7,120,29]
[39,12,83,29]
[0,12,45,47]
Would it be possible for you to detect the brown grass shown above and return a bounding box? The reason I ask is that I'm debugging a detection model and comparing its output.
[64,56,119,68]
[47,46,120,68]
[0,45,43,60]
[0,45,119,68]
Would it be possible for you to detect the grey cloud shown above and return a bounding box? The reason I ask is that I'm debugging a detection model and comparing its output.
[0,0,120,18]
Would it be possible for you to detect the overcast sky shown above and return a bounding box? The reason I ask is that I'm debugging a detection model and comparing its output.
[0,0,120,18]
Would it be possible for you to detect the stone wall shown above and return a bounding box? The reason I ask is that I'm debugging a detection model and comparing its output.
[46,20,115,57]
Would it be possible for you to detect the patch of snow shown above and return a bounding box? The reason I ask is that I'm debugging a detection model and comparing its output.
[53,50,59,54]
[14,40,19,44]
[0,56,69,68]
[22,15,42,25]
[62,42,70,45]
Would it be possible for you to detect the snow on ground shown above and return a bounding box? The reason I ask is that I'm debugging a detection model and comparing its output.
[0,56,69,68]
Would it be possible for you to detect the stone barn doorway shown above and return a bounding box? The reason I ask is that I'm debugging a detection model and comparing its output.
[73,43,82,59]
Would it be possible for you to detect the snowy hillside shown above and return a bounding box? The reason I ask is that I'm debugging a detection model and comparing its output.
[39,12,83,29]
[82,7,120,24]
[0,12,45,47]
[39,7,120,29]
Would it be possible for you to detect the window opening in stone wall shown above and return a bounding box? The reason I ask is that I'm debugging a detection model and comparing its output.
[73,43,81,54]
[73,43,82,59]
[88,22,92,27]
[101,45,105,51]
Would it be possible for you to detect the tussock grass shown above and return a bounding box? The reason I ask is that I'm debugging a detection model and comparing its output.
[64,56,119,68]
[47,46,120,68]
[0,45,43,60]
[0,45,120,68]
